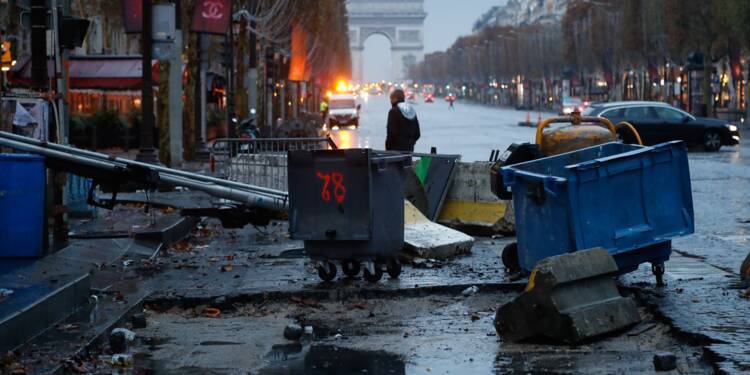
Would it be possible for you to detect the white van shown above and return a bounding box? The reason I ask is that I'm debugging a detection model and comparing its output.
[328,93,361,128]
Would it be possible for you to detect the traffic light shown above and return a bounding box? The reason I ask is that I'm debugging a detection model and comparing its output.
[1,41,12,72]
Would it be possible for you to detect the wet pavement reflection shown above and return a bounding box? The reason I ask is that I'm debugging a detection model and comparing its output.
[330,95,538,160]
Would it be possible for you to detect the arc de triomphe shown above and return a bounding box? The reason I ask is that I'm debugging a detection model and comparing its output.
[346,0,426,82]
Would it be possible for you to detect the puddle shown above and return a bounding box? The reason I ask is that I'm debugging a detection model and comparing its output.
[260,345,405,374]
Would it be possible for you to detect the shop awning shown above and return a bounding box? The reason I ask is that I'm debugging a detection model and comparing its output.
[9,55,159,90]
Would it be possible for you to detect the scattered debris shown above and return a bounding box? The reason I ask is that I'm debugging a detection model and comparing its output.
[58,323,79,331]
[653,352,677,371]
[170,240,194,253]
[108,353,133,368]
[109,328,136,353]
[741,250,750,282]
[202,307,221,318]
[0,288,13,301]
[131,313,148,329]
[283,324,303,341]
[2,352,27,374]
[627,323,658,337]
[213,296,227,305]
[290,295,321,308]
[461,286,479,297]
[62,358,88,373]
[411,257,445,269]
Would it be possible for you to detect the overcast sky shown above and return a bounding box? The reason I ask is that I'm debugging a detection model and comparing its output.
[363,0,506,82]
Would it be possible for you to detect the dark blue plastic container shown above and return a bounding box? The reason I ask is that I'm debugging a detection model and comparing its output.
[502,141,694,272]
[0,154,45,258]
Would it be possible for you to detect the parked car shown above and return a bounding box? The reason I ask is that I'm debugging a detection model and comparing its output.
[583,101,740,151]
[560,96,585,115]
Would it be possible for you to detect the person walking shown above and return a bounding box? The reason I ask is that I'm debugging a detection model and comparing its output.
[385,89,421,152]
[319,99,329,120]
[448,94,455,110]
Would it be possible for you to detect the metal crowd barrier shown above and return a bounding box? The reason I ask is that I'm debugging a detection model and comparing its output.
[65,174,96,218]
[210,137,337,191]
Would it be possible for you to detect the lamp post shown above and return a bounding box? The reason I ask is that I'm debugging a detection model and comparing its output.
[136,0,159,163]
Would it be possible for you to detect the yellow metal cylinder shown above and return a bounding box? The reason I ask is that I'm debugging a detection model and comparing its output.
[540,125,616,156]
[535,114,619,156]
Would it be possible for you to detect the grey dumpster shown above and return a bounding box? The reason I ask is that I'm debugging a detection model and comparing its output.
[288,149,411,282]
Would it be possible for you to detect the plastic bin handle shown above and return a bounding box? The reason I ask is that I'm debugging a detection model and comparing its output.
[373,155,412,171]
[512,172,564,204]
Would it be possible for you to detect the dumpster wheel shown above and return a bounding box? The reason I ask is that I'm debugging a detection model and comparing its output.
[317,262,337,282]
[341,260,361,278]
[502,243,521,273]
[363,263,384,283]
[652,263,665,287]
[386,258,402,279]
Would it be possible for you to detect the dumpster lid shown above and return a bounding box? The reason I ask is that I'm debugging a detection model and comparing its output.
[0,153,44,161]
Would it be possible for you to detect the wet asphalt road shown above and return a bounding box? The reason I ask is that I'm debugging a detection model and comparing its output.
[340,94,750,275]
[327,96,750,373]
[329,94,543,161]
[13,99,749,373]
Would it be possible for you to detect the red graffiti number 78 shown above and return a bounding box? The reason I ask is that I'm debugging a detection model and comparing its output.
[316,171,347,204]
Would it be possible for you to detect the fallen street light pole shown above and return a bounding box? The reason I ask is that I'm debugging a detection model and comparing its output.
[0,131,288,214]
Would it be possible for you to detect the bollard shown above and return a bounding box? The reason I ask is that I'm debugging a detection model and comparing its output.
[494,248,641,343]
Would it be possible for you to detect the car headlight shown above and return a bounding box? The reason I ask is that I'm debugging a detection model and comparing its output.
[726,124,738,132]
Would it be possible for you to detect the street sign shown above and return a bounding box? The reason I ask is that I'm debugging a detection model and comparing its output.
[153,3,176,42]
[191,0,231,35]
[122,0,143,34]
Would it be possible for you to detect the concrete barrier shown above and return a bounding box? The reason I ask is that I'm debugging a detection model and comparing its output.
[404,200,474,259]
[437,161,514,234]
[495,248,641,343]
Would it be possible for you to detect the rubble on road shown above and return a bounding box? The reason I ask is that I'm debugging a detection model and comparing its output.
[653,352,678,371]
[404,201,474,259]
[494,248,641,343]
[740,250,750,282]
[109,328,136,353]
[284,324,303,341]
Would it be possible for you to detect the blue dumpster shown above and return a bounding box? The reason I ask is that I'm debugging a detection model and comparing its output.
[501,141,694,278]
[0,154,45,258]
